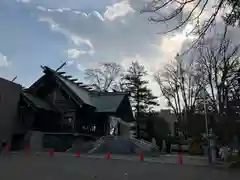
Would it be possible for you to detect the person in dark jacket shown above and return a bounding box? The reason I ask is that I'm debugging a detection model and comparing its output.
[1,140,7,154]
[166,133,172,153]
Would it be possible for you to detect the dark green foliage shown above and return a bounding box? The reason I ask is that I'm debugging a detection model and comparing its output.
[124,61,159,116]
[152,116,170,149]
[139,114,170,148]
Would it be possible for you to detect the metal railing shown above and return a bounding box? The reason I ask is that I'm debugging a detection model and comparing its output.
[89,135,159,153]
[130,137,159,150]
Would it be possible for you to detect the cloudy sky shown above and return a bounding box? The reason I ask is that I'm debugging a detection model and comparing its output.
[0,0,205,109]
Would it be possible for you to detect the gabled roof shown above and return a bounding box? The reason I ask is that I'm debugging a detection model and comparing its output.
[42,66,94,107]
[21,92,57,112]
[55,72,93,106]
[27,66,132,114]
[0,77,21,87]
[90,92,126,113]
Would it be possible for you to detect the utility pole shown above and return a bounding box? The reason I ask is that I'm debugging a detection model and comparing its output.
[200,76,211,164]
[176,54,185,134]
[203,89,209,138]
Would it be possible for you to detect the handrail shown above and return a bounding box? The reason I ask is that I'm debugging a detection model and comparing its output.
[131,137,150,145]
[131,137,159,149]
[89,135,159,153]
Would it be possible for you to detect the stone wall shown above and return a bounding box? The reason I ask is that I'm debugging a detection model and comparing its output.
[29,131,43,152]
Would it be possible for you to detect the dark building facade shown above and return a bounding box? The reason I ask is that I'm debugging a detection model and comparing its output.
[0,78,22,147]
[21,66,134,143]
[0,66,135,150]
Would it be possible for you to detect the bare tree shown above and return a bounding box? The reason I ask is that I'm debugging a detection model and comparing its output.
[196,27,240,117]
[84,62,123,92]
[155,60,181,118]
[155,55,202,121]
[196,32,240,141]
[141,0,240,51]
[155,27,240,140]
[111,73,128,92]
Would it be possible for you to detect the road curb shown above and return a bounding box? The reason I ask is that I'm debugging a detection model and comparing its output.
[5,151,226,169]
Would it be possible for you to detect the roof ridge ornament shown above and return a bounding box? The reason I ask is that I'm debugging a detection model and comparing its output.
[55,62,67,72]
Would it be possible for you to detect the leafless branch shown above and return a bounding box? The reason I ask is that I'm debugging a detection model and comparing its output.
[141,0,239,54]
[196,27,240,116]
[84,62,123,92]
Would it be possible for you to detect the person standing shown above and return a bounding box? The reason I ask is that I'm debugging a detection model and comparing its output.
[0,140,7,155]
[162,139,166,152]
[179,132,184,152]
[209,129,217,164]
[166,133,172,153]
[151,137,157,152]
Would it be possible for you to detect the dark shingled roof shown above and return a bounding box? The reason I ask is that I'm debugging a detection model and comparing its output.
[90,93,126,113]
[42,66,94,107]
[21,92,57,111]
[42,66,129,112]
[56,74,94,106]
[28,66,131,114]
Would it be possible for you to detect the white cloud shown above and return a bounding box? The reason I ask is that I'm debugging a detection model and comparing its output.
[66,60,74,66]
[36,5,112,22]
[67,48,94,59]
[70,36,94,49]
[120,54,162,109]
[20,0,121,10]
[67,49,83,59]
[16,0,31,3]
[34,0,189,108]
[38,17,95,50]
[76,64,84,71]
[157,24,196,66]
[104,0,135,21]
[36,6,47,11]
[19,0,205,108]
[8,0,238,110]
[0,53,9,67]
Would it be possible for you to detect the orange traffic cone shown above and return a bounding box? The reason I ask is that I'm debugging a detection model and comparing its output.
[5,144,9,153]
[106,153,110,159]
[178,152,183,165]
[26,144,30,154]
[140,152,144,161]
[49,149,54,157]
[76,152,81,157]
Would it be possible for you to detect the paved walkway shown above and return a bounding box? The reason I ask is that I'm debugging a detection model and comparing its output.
[0,155,238,180]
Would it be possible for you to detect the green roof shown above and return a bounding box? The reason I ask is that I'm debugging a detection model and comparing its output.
[90,93,125,112]
[22,92,56,111]
[41,66,130,113]
[57,75,94,106]
[42,66,94,106]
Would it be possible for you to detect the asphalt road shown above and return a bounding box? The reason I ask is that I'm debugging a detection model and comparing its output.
[0,155,239,180]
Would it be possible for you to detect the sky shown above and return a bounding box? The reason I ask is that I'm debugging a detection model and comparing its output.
[0,0,230,109]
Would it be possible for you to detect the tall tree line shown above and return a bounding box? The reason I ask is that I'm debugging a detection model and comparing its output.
[155,27,240,141]
[84,61,159,117]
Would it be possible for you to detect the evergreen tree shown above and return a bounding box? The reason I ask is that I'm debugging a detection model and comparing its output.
[124,61,159,117]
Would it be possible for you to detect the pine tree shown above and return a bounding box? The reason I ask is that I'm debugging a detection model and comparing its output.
[124,61,159,117]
